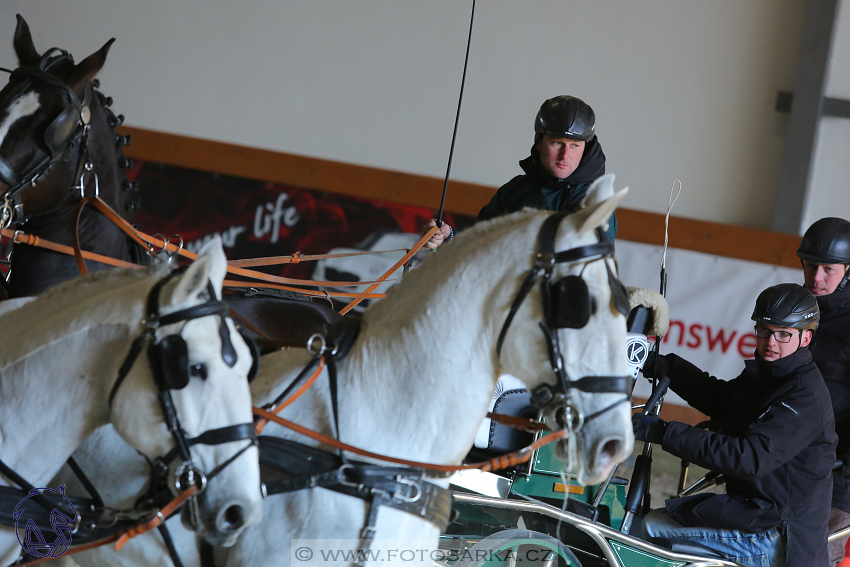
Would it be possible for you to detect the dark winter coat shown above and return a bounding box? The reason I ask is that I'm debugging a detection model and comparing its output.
[811,283,850,513]
[659,348,837,567]
[477,136,617,241]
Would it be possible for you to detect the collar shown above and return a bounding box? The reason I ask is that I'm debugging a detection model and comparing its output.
[744,346,813,381]
[815,282,850,312]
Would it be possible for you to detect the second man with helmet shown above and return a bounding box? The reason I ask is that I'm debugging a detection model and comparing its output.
[797,217,850,566]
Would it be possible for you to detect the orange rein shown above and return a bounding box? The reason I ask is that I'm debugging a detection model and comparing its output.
[66,196,433,299]
[251,405,567,474]
[15,485,199,566]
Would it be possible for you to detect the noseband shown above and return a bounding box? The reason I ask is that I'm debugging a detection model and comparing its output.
[495,210,632,433]
[0,48,93,223]
[108,267,256,497]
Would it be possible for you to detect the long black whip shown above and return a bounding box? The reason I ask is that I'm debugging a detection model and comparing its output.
[436,0,476,226]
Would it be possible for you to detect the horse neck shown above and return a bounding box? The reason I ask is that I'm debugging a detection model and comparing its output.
[332,215,543,463]
[0,270,150,485]
[8,93,133,297]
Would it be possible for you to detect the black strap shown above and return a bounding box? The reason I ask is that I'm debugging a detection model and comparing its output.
[496,267,542,357]
[188,423,257,447]
[157,523,187,567]
[66,456,104,509]
[108,333,148,407]
[158,423,258,467]
[263,357,320,410]
[570,375,632,394]
[326,353,346,464]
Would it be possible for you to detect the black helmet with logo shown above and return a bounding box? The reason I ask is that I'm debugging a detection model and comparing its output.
[534,95,596,142]
[751,283,819,331]
[797,217,850,265]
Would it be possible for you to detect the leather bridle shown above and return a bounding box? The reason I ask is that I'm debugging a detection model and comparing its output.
[0,48,93,223]
[495,210,632,434]
[108,267,257,500]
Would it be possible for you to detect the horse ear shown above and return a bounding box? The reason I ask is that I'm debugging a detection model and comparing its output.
[169,236,228,306]
[197,236,228,295]
[14,14,40,67]
[572,173,628,234]
[67,38,115,97]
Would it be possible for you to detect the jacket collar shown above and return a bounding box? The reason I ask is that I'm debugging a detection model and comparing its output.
[744,346,813,382]
[815,281,850,312]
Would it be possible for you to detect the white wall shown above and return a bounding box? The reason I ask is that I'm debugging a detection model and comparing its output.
[0,1,808,229]
[807,0,850,230]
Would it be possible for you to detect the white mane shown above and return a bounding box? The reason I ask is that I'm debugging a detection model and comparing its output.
[0,264,167,367]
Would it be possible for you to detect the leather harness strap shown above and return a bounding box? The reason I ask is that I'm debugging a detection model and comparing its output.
[251,405,567,474]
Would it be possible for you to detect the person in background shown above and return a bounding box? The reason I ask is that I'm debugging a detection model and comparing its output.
[797,217,850,566]
[422,95,614,249]
[634,283,836,567]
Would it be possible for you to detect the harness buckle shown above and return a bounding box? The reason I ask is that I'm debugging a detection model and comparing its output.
[534,251,555,269]
[0,196,13,230]
[393,477,421,503]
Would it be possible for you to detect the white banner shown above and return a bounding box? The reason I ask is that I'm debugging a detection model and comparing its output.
[616,240,800,406]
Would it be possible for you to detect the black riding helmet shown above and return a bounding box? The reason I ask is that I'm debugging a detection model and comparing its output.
[751,283,819,331]
[534,95,596,142]
[797,217,850,265]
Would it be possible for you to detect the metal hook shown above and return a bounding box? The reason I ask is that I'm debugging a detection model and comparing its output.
[163,234,184,263]
[307,333,327,359]
[0,196,13,230]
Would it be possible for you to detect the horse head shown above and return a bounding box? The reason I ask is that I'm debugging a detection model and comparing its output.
[109,238,263,546]
[495,173,632,485]
[0,15,128,221]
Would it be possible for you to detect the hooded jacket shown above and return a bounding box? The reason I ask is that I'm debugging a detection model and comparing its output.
[811,283,850,513]
[477,136,616,241]
[660,348,836,567]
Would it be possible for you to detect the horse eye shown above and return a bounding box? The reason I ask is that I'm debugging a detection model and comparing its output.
[190,364,208,380]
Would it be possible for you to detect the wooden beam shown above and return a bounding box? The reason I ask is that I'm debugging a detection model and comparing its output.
[119,126,494,218]
[120,126,803,269]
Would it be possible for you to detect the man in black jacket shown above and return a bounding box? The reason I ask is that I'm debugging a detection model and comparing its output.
[422,95,615,249]
[634,283,837,567]
[797,217,850,565]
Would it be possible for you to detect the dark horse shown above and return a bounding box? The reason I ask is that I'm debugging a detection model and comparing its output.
[0,15,340,342]
[0,15,144,298]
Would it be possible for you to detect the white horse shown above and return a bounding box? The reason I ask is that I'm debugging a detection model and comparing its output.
[62,174,634,567]
[0,238,263,566]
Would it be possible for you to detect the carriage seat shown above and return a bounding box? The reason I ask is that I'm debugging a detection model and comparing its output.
[647,537,727,560]
[466,377,537,464]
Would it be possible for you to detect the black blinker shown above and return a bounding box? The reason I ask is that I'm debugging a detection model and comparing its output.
[238,329,261,383]
[550,275,593,329]
[151,335,190,390]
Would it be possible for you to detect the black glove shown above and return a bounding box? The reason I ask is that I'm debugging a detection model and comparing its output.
[836,454,850,479]
[632,413,668,444]
[641,351,672,379]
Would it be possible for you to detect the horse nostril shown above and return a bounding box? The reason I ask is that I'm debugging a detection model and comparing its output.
[219,504,245,532]
[601,439,621,463]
